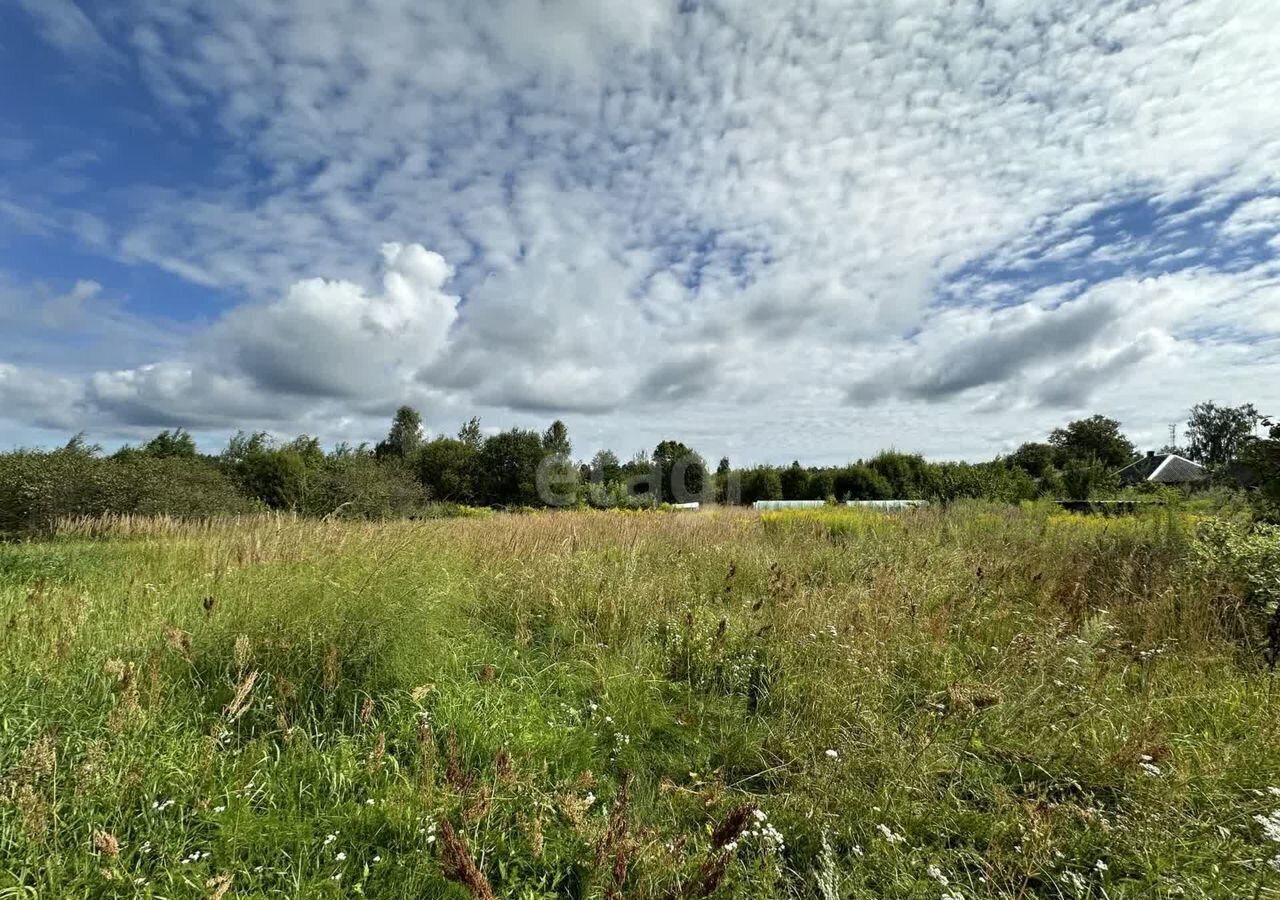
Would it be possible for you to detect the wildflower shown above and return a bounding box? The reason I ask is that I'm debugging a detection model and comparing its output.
[941,893,964,900]
[584,792,596,807]
[1255,810,1280,843]
[1269,787,1280,797]
[1065,871,1087,892]
[1094,859,1108,872]
[324,832,337,845]
[824,748,839,760]
[335,851,347,861]
[372,855,381,863]
[877,824,905,844]
[927,864,949,885]
[753,809,768,822]
[213,805,226,813]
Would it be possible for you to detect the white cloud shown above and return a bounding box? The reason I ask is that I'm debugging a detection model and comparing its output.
[6,0,1280,460]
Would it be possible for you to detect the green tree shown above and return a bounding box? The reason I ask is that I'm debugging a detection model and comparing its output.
[237,449,306,510]
[1061,459,1117,502]
[375,406,424,462]
[458,417,484,451]
[714,456,733,504]
[1049,415,1136,471]
[542,420,572,458]
[142,429,198,459]
[282,434,325,468]
[780,461,810,500]
[589,449,622,484]
[1184,401,1259,469]
[478,429,545,507]
[652,440,706,503]
[740,466,783,504]
[832,464,891,501]
[419,437,479,503]
[1008,442,1056,478]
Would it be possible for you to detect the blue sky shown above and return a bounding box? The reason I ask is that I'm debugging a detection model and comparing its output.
[2,0,1279,464]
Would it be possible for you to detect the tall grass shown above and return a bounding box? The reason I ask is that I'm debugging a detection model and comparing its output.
[1,506,1278,898]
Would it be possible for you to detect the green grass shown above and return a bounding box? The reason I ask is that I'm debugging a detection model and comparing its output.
[2,504,1279,898]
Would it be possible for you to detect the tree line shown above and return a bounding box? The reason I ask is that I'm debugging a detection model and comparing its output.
[1,400,1277,535]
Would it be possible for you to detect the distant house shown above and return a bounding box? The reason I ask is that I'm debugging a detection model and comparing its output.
[1116,452,1209,486]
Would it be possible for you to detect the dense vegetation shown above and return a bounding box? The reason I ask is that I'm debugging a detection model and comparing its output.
[1,402,1276,537]
[2,505,1280,898]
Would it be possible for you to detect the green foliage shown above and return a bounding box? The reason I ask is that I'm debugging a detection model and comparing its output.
[832,464,891,501]
[1049,414,1137,470]
[0,447,257,535]
[419,437,479,503]
[541,419,571,457]
[780,461,809,500]
[589,449,622,485]
[478,428,545,507]
[1008,441,1056,478]
[740,466,783,504]
[457,416,484,451]
[1241,437,1280,522]
[1184,401,1259,469]
[1062,458,1119,501]
[375,405,425,461]
[652,439,706,503]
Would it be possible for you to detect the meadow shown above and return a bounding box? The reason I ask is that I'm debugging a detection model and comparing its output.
[2,504,1279,899]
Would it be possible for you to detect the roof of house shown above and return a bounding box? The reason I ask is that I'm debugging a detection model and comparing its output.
[1116,453,1209,484]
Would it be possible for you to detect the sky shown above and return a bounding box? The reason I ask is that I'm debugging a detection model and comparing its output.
[1,0,1279,465]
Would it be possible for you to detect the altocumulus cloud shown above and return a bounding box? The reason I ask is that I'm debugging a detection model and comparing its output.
[1,0,1280,460]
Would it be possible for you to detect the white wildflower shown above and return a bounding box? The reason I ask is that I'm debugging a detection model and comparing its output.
[927,864,949,885]
[876,824,905,844]
[1255,811,1280,843]
[1094,859,1108,872]
[335,851,347,861]
[825,749,839,760]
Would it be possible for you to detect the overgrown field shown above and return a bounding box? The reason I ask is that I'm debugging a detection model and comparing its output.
[3,505,1280,898]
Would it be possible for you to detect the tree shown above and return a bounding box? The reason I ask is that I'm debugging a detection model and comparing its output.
[478,429,545,507]
[143,429,198,459]
[282,434,324,468]
[458,417,484,451]
[1061,459,1116,502]
[740,466,782,504]
[236,449,306,509]
[589,449,622,484]
[832,464,891,501]
[375,406,424,462]
[419,437,479,503]
[1048,415,1136,471]
[652,439,706,503]
[714,457,734,504]
[1184,401,1259,469]
[806,468,835,500]
[1008,442,1056,479]
[867,451,932,498]
[542,420,571,458]
[780,461,810,500]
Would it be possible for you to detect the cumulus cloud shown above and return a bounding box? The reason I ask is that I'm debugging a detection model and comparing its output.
[220,242,458,398]
[5,0,1280,460]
